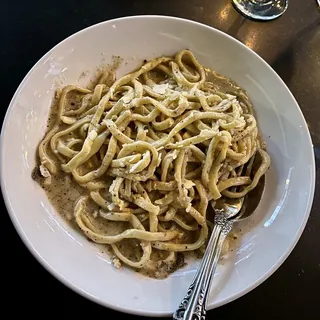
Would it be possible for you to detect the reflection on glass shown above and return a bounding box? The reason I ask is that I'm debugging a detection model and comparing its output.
[232,0,289,21]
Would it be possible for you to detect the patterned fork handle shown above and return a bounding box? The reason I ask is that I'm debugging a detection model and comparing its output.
[173,214,233,320]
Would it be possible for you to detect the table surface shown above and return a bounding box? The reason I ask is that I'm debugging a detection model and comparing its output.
[2,0,320,317]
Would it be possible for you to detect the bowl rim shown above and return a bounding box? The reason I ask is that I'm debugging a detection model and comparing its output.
[0,14,316,316]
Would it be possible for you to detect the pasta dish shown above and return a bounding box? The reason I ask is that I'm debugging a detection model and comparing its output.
[32,50,270,278]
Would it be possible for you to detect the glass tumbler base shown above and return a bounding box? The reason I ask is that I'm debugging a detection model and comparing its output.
[232,0,289,21]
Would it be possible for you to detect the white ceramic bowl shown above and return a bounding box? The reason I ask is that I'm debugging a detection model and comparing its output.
[0,16,315,316]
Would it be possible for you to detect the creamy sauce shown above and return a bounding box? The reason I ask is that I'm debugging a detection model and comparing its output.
[32,59,254,279]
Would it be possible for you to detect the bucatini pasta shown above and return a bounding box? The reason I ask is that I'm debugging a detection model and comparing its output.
[32,50,270,279]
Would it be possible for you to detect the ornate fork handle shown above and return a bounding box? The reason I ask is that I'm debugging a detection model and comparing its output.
[173,214,233,320]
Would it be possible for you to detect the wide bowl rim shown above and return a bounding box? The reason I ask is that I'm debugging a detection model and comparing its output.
[0,14,316,317]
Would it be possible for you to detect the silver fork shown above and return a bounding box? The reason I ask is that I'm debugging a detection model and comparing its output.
[173,154,265,320]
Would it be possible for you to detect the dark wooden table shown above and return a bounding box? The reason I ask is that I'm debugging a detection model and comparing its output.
[2,0,320,317]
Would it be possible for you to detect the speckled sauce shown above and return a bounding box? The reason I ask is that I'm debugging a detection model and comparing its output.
[31,62,261,279]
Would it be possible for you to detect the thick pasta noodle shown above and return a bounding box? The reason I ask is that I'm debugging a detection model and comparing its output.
[33,50,271,279]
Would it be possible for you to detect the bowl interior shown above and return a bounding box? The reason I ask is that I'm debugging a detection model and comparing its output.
[0,16,315,316]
